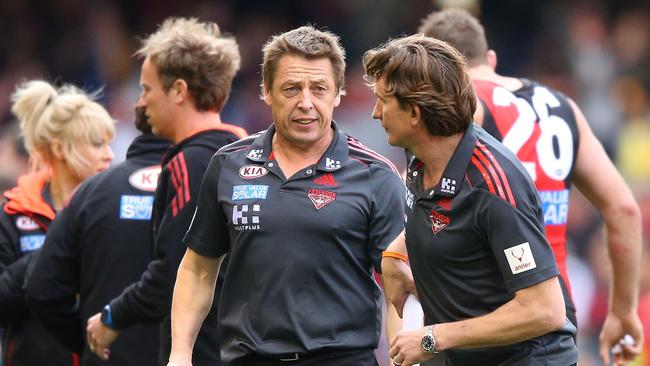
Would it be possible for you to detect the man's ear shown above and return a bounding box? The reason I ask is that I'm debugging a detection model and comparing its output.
[51,139,64,161]
[171,79,189,104]
[333,91,341,107]
[410,104,421,127]
[262,83,272,106]
[487,50,497,70]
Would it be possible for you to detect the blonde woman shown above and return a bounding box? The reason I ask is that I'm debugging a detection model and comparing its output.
[0,80,114,366]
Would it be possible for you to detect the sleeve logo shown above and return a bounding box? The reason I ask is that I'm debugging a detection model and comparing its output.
[504,242,537,274]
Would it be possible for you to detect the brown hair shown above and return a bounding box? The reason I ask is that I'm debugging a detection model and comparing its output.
[136,17,241,112]
[261,25,346,96]
[363,34,476,136]
[418,8,488,67]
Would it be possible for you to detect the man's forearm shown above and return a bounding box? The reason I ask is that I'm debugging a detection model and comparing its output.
[435,277,565,351]
[169,249,222,363]
[603,198,642,314]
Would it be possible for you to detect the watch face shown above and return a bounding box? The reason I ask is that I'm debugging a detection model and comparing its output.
[421,335,435,353]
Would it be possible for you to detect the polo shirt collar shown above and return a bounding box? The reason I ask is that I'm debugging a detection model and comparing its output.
[244,120,349,172]
[408,122,477,198]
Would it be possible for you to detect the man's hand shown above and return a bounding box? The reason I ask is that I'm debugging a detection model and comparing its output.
[599,311,644,366]
[86,312,119,360]
[389,326,434,366]
[167,353,193,366]
[382,256,416,317]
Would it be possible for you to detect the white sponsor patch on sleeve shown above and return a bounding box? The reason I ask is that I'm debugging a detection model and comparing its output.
[504,242,537,274]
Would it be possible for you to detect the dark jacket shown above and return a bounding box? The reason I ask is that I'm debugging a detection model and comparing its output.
[0,172,78,366]
[107,126,246,365]
[26,134,171,366]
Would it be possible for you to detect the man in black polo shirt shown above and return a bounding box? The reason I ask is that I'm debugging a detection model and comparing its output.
[167,26,405,366]
[84,18,247,365]
[363,35,579,365]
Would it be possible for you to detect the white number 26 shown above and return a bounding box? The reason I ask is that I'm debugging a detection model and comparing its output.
[492,86,574,182]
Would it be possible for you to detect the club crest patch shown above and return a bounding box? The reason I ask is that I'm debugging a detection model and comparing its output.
[430,210,450,234]
[308,188,336,210]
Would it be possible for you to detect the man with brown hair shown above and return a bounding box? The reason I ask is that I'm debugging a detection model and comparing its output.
[167,26,405,366]
[85,17,247,365]
[413,9,643,366]
[364,34,578,366]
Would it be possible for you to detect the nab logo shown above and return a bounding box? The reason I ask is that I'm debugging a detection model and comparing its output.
[16,216,39,231]
[440,177,456,194]
[232,204,261,230]
[239,165,268,179]
[325,157,341,170]
[129,165,161,192]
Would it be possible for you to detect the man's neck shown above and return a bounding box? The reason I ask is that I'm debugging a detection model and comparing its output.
[468,65,523,91]
[410,133,463,190]
[271,127,334,179]
[172,109,223,144]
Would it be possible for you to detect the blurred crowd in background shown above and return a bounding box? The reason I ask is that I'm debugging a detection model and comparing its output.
[0,0,648,365]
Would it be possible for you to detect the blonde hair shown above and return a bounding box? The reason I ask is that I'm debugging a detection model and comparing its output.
[136,17,241,112]
[11,80,115,175]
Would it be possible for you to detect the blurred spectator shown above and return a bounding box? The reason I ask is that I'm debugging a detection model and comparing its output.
[0,121,28,192]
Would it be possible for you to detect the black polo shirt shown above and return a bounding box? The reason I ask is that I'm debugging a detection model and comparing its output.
[185,122,405,361]
[406,124,578,365]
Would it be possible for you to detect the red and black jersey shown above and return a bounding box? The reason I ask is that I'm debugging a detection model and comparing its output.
[26,134,171,366]
[107,125,246,365]
[474,78,580,324]
[405,124,578,365]
[0,172,78,366]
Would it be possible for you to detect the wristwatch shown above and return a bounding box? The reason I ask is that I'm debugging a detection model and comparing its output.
[100,304,117,330]
[421,325,438,354]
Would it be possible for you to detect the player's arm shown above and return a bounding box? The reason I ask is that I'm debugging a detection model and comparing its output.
[168,248,224,366]
[569,99,643,364]
[390,276,565,365]
[368,164,409,344]
[26,205,84,353]
[381,231,416,318]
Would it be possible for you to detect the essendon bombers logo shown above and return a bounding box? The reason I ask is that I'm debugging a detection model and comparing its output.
[239,165,268,179]
[429,210,450,234]
[308,188,336,210]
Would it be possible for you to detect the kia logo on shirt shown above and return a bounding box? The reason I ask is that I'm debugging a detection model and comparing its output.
[129,165,162,192]
[16,216,39,231]
[239,165,268,179]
